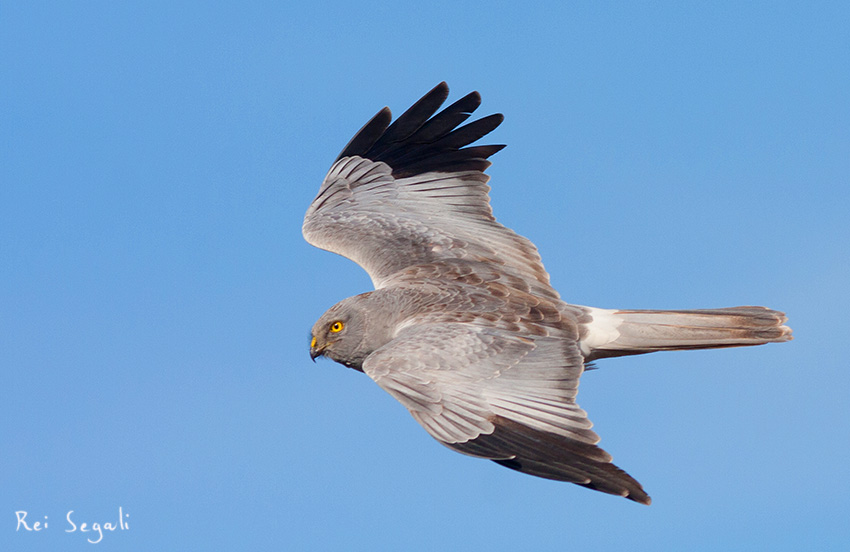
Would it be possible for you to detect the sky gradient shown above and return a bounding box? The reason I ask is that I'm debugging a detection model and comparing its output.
[2,1,849,550]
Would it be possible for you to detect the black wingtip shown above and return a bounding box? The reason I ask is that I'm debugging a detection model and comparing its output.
[335,83,504,177]
[335,106,393,162]
[431,81,450,98]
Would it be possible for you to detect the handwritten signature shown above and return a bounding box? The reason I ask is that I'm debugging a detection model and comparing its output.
[15,508,129,544]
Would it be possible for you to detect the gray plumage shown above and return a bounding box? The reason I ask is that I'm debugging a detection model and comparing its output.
[304,83,792,505]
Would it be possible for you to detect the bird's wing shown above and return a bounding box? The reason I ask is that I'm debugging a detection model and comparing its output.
[302,82,556,297]
[362,323,650,504]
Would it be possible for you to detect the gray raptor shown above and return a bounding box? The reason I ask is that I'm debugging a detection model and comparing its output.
[304,82,792,504]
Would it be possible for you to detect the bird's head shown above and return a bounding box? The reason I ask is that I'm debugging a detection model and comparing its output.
[310,294,376,371]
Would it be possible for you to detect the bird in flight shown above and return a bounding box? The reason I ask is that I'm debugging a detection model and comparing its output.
[303,83,792,504]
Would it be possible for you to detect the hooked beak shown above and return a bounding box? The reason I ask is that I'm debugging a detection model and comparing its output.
[310,336,325,362]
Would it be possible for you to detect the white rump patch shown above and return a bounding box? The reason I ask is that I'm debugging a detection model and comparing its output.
[579,307,623,356]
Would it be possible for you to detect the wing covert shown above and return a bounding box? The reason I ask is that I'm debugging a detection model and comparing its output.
[361,323,650,503]
[303,83,556,294]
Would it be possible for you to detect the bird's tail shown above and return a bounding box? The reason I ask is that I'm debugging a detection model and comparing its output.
[580,306,792,361]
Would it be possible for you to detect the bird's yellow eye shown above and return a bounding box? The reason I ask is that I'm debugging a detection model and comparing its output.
[329,321,344,333]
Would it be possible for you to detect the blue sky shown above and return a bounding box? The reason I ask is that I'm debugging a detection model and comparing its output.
[2,1,848,550]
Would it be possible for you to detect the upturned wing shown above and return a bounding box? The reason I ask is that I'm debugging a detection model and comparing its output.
[362,323,651,504]
[303,82,556,297]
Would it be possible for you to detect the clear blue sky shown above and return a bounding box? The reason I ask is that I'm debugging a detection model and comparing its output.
[2,1,848,550]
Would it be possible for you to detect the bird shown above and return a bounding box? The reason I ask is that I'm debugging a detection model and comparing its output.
[303,82,792,505]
